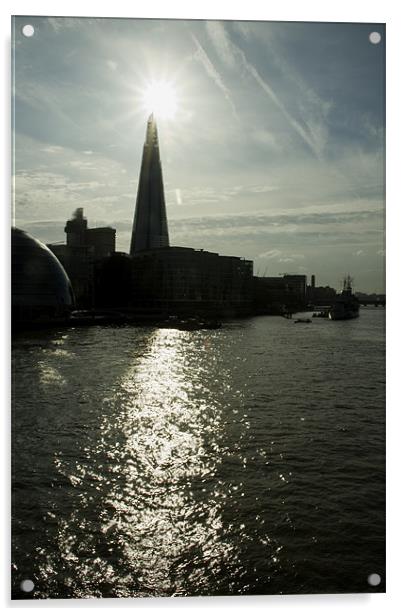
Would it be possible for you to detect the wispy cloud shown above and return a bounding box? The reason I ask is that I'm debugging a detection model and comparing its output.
[191,33,238,120]
[46,17,67,33]
[258,249,282,259]
[40,145,64,154]
[235,47,325,159]
[169,208,383,239]
[169,184,277,207]
[249,184,278,194]
[279,253,305,263]
[15,80,83,134]
[205,21,329,159]
[106,59,118,71]
[205,21,237,69]
[46,17,94,33]
[251,128,278,150]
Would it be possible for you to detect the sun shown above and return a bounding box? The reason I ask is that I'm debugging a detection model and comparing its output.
[142,80,178,120]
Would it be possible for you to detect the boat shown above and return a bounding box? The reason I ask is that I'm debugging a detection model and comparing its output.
[328,275,360,320]
[312,310,329,318]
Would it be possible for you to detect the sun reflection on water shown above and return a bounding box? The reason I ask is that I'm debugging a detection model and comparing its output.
[99,328,232,595]
[45,327,238,597]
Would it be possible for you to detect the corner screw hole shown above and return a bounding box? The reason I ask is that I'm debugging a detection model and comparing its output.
[369,32,381,45]
[20,579,35,592]
[22,24,35,38]
[367,573,381,586]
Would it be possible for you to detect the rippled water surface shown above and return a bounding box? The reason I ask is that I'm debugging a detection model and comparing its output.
[12,309,385,598]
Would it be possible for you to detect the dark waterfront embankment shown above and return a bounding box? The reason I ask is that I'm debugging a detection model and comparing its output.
[12,308,385,598]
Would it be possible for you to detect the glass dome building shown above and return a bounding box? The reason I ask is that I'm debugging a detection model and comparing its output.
[12,227,74,325]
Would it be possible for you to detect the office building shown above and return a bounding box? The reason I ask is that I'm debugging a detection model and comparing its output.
[130,114,169,254]
[49,209,116,307]
[283,274,307,303]
[132,247,253,317]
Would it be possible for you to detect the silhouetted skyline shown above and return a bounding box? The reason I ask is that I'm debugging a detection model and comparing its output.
[12,17,385,293]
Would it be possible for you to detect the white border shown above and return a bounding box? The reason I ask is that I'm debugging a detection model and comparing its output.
[2,1,401,614]
[0,0,395,22]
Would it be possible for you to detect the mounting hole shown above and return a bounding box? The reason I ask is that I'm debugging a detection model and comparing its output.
[22,24,35,38]
[369,32,381,45]
[20,578,35,592]
[367,573,381,586]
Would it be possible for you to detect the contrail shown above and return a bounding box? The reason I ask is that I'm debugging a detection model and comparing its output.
[191,33,239,121]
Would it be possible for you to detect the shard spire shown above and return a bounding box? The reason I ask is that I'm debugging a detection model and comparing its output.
[130,114,170,254]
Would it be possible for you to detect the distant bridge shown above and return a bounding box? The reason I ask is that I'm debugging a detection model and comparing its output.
[359,299,386,307]
[311,299,386,310]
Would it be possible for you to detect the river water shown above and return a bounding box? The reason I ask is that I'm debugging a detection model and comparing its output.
[11,308,385,598]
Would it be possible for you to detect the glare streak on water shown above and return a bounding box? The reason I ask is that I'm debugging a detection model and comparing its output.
[11,309,385,598]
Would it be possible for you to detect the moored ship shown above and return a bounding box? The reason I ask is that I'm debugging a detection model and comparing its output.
[329,275,360,320]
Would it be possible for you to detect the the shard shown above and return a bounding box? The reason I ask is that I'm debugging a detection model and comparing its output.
[130,114,170,254]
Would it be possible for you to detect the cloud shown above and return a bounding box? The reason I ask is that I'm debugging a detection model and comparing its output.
[251,129,278,150]
[169,208,383,245]
[12,142,135,224]
[205,21,330,160]
[278,254,305,263]
[235,47,326,159]
[169,183,278,208]
[14,80,83,134]
[46,18,66,33]
[46,17,94,33]
[171,208,382,229]
[258,249,282,259]
[232,21,257,41]
[191,34,238,120]
[172,185,243,206]
[40,145,64,154]
[205,21,237,69]
[249,184,278,194]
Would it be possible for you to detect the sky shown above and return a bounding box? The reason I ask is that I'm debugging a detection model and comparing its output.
[12,16,385,293]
